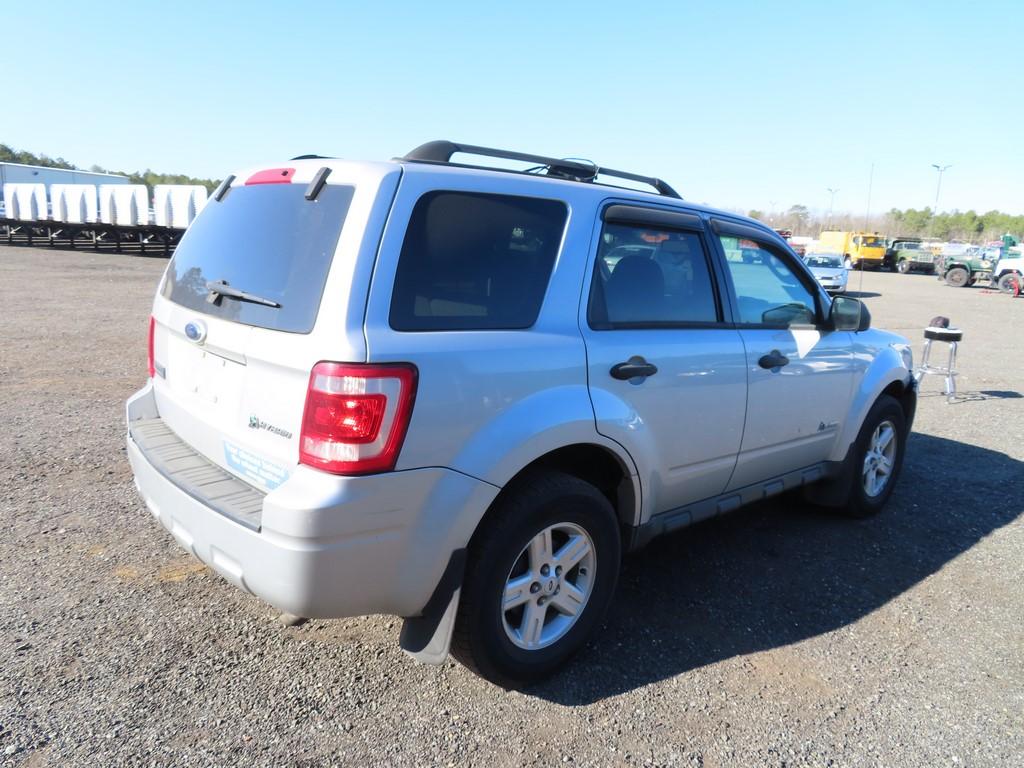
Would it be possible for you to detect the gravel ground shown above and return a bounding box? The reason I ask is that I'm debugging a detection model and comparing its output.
[1,246,1022,767]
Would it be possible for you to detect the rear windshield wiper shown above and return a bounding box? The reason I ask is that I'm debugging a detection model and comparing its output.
[206,280,281,308]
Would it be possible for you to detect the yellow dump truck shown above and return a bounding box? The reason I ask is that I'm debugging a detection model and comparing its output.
[818,231,887,269]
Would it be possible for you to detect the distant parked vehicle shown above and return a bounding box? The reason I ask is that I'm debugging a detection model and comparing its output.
[938,245,999,287]
[994,251,1024,294]
[803,252,848,293]
[774,228,806,256]
[886,239,937,274]
[819,230,886,269]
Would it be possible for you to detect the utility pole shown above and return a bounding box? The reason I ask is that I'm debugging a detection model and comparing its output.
[826,187,839,231]
[864,162,875,232]
[932,164,951,214]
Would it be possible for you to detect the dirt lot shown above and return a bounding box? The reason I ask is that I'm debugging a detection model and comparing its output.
[1,246,1021,767]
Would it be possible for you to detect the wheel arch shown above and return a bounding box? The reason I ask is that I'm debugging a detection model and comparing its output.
[831,345,915,464]
[881,378,917,430]
[482,443,641,535]
[807,373,915,509]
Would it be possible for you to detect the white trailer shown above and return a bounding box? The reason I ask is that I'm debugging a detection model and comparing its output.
[99,184,150,226]
[2,183,48,220]
[50,184,100,224]
[153,184,208,228]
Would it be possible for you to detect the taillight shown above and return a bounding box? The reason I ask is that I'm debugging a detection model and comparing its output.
[299,362,417,475]
[147,315,156,379]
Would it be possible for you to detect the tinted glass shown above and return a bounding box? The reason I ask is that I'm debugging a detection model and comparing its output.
[389,192,567,331]
[161,184,354,333]
[719,236,819,326]
[589,223,719,327]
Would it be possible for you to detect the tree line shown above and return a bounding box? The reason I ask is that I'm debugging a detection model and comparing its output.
[0,143,220,193]
[747,203,1022,242]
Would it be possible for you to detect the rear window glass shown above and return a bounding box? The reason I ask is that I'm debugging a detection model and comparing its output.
[389,191,567,331]
[161,183,354,333]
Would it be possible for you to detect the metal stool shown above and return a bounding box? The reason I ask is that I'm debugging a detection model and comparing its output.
[914,326,963,403]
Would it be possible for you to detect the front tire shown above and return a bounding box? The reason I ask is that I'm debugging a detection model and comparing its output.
[451,471,621,687]
[897,259,910,274]
[945,267,969,287]
[839,395,907,518]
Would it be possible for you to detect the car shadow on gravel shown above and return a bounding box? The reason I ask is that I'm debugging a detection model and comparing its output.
[530,432,1023,704]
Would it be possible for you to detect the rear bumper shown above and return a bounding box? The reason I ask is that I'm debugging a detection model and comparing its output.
[126,383,499,619]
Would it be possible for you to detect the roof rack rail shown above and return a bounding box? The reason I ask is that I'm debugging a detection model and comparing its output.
[401,140,681,199]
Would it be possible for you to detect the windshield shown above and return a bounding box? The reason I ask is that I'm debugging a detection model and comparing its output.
[804,254,843,268]
[855,236,884,247]
[161,183,354,333]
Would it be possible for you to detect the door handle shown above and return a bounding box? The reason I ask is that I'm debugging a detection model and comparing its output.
[610,356,658,380]
[758,350,790,369]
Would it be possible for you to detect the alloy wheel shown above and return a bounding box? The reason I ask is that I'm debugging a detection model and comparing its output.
[862,419,897,498]
[501,523,596,651]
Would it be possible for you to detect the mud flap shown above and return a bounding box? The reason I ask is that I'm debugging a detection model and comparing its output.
[802,448,855,507]
[398,549,465,665]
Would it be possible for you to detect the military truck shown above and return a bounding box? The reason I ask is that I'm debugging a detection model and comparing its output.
[938,244,999,287]
[885,237,937,274]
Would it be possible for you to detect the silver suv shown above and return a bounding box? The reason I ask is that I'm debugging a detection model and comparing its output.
[126,141,917,687]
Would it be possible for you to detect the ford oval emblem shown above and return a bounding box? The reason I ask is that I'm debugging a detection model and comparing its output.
[184,320,207,344]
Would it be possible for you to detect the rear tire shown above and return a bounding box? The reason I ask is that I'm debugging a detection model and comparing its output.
[838,395,907,518]
[451,471,621,688]
[945,267,969,287]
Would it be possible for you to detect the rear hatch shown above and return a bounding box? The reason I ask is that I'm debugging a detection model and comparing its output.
[148,162,399,491]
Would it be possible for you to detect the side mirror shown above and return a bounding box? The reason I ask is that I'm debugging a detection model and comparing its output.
[830,296,871,331]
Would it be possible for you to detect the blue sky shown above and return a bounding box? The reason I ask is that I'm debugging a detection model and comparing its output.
[3,1,1022,214]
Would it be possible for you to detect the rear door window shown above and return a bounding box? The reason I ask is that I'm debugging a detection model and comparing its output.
[389,191,568,331]
[588,223,721,327]
[161,183,354,333]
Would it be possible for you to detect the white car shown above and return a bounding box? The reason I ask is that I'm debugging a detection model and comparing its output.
[803,252,849,293]
[126,141,917,686]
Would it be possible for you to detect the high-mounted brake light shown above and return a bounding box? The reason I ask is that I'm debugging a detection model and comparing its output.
[245,167,296,185]
[147,315,156,379]
[299,362,418,475]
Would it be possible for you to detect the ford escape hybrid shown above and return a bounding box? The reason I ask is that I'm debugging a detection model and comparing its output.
[126,141,917,687]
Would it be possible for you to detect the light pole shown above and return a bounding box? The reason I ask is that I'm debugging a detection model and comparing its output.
[931,164,951,214]
[826,187,839,231]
